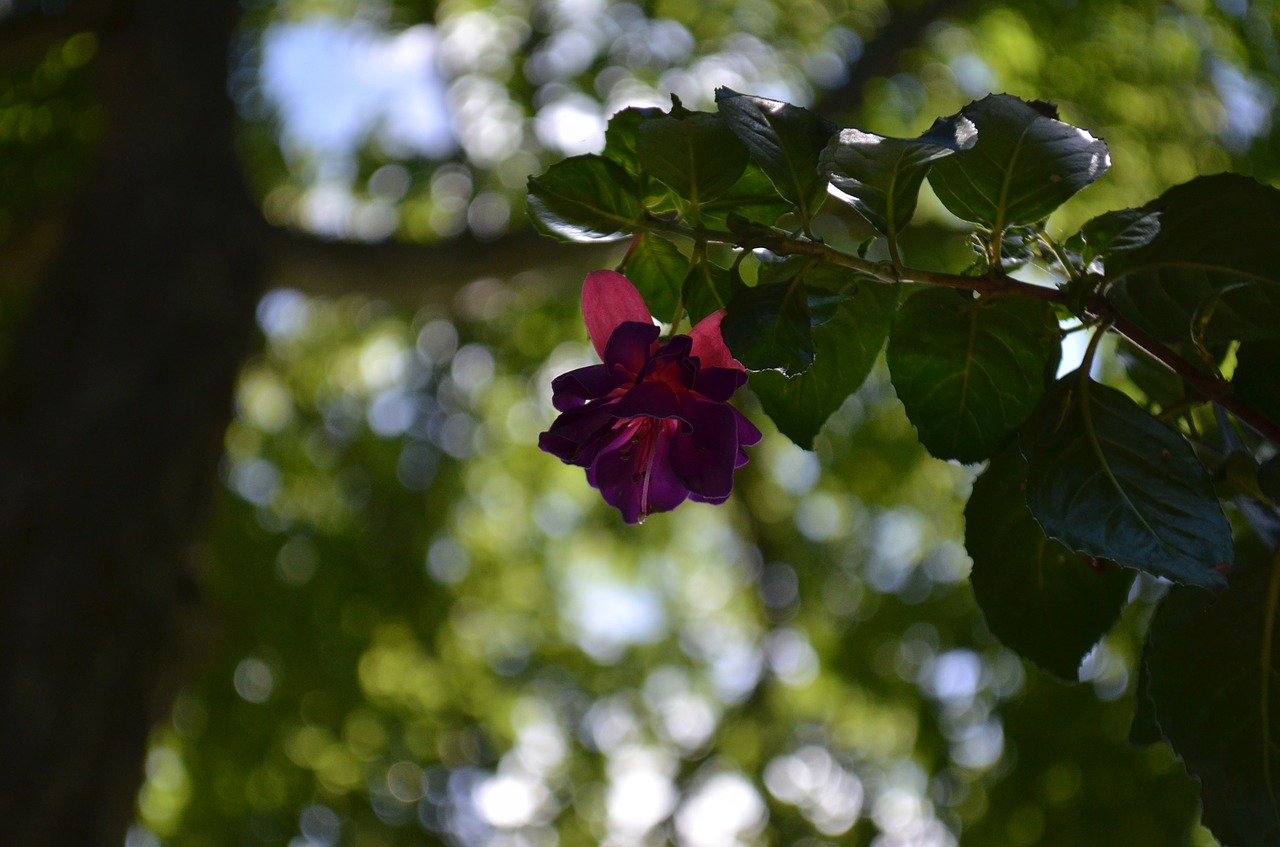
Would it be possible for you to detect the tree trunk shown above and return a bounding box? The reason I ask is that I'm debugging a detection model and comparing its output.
[0,2,264,844]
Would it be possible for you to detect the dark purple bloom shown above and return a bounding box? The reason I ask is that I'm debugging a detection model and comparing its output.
[539,270,762,524]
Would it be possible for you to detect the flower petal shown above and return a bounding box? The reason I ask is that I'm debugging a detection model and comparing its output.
[551,363,617,410]
[583,270,653,360]
[604,321,661,379]
[693,366,747,403]
[688,310,744,372]
[667,399,739,500]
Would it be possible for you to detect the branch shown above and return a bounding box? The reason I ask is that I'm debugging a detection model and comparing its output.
[656,219,1280,447]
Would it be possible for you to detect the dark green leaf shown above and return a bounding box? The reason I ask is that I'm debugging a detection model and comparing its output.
[929,94,1111,228]
[886,288,1061,463]
[1070,207,1162,267]
[820,114,976,237]
[751,270,899,448]
[622,234,687,325]
[636,104,750,205]
[1234,340,1280,430]
[526,154,645,242]
[1144,546,1280,847]
[757,256,853,326]
[966,445,1132,680]
[1107,174,1280,344]
[722,277,814,375]
[698,162,794,230]
[683,258,733,325]
[715,87,837,222]
[1020,370,1232,589]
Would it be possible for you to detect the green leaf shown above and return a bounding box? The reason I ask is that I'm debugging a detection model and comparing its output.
[698,162,795,230]
[1069,207,1162,268]
[751,269,899,448]
[1115,338,1187,411]
[526,154,646,242]
[722,277,814,375]
[820,114,976,237]
[1107,175,1280,344]
[928,94,1111,229]
[1020,370,1232,589]
[715,87,836,222]
[1143,546,1280,847]
[966,445,1133,680]
[603,106,665,175]
[682,258,733,325]
[886,288,1061,463]
[636,101,750,206]
[1234,340,1280,431]
[622,234,687,325]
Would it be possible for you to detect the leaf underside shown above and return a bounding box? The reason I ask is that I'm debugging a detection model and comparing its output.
[1020,370,1231,589]
[967,445,1133,680]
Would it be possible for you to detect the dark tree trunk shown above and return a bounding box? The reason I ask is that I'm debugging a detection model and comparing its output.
[0,2,264,844]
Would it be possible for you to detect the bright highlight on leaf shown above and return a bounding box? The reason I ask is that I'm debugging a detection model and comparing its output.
[821,115,975,240]
[929,93,1110,230]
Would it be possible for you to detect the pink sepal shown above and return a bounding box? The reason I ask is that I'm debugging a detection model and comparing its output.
[582,270,652,359]
[689,310,744,372]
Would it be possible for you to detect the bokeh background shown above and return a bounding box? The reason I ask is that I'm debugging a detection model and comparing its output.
[1,0,1278,845]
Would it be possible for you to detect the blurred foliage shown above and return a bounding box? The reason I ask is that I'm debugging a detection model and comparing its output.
[1,0,1277,844]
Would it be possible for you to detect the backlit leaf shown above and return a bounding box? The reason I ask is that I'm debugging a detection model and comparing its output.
[1020,370,1231,589]
[887,287,1061,463]
[966,445,1132,680]
[698,162,795,230]
[622,234,687,325]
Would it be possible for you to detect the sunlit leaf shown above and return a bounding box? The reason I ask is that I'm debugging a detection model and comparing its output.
[751,269,898,448]
[526,154,646,242]
[886,288,1060,463]
[722,276,814,375]
[1144,546,1280,847]
[715,87,837,223]
[966,445,1132,680]
[1107,175,1280,344]
[929,94,1110,229]
[820,114,975,238]
[1020,370,1231,589]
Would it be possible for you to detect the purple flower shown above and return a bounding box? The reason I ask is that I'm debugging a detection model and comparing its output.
[539,270,762,524]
